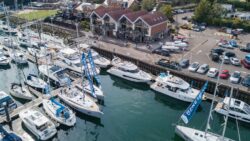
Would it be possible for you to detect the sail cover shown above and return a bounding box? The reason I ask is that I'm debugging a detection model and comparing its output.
[87,50,101,86]
[51,98,70,119]
[181,81,208,124]
[81,53,97,98]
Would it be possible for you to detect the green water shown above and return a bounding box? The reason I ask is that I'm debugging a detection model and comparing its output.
[1,62,250,141]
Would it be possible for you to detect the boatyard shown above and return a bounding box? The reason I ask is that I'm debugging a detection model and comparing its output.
[0,0,250,141]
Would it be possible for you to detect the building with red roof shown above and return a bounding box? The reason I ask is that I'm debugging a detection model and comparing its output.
[90,6,169,43]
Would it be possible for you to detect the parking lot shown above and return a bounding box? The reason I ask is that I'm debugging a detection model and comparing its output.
[169,17,250,91]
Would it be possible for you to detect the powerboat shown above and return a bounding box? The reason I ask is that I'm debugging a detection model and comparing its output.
[24,74,47,92]
[39,65,70,87]
[150,72,200,102]
[215,97,250,123]
[42,99,76,126]
[0,51,10,66]
[175,125,234,141]
[2,27,18,35]
[0,91,17,115]
[107,57,152,83]
[9,83,33,100]
[10,52,28,64]
[88,50,110,68]
[58,87,103,118]
[2,37,18,49]
[19,108,57,140]
[57,48,100,74]
[75,82,104,101]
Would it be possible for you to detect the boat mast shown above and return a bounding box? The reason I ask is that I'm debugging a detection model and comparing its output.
[221,87,233,139]
[205,53,225,134]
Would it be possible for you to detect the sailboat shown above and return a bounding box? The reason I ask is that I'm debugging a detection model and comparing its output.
[42,98,76,127]
[58,53,103,118]
[9,64,33,100]
[175,55,239,141]
[42,43,76,126]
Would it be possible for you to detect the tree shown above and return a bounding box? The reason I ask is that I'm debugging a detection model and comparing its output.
[141,0,156,11]
[159,4,173,20]
[129,2,141,11]
[193,0,222,23]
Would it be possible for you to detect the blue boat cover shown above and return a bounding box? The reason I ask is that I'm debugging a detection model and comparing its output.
[181,81,208,124]
[0,125,22,141]
[50,98,70,119]
[82,53,97,98]
[87,50,101,86]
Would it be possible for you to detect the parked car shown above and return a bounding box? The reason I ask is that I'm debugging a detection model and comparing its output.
[224,51,236,58]
[220,55,230,64]
[188,62,199,72]
[197,64,209,74]
[240,43,250,52]
[210,53,220,62]
[230,71,241,84]
[157,59,181,70]
[230,57,240,66]
[179,59,189,68]
[153,48,170,57]
[242,75,250,87]
[219,70,230,79]
[241,59,250,69]
[211,48,224,55]
[207,68,219,78]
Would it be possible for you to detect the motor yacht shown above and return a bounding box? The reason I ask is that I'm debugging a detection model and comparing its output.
[58,87,103,118]
[19,108,57,140]
[27,47,47,58]
[24,74,47,92]
[42,99,76,127]
[39,65,70,87]
[2,37,18,48]
[215,97,250,123]
[88,50,110,68]
[150,72,200,102]
[0,91,17,115]
[57,48,100,74]
[9,83,33,100]
[107,57,152,83]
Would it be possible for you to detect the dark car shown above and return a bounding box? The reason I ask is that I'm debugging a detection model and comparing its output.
[179,59,190,68]
[242,75,250,87]
[153,49,170,57]
[157,59,181,70]
[224,51,236,58]
[211,48,224,55]
[210,53,220,62]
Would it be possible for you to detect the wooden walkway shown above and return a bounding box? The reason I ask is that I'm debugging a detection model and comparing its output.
[0,78,81,124]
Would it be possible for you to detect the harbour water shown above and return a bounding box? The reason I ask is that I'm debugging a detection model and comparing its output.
[0,62,250,141]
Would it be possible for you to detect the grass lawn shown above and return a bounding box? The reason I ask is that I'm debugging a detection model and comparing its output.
[16,10,58,21]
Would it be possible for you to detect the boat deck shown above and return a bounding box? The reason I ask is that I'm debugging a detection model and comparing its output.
[215,102,224,110]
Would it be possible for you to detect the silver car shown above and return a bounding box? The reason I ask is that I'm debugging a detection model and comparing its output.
[188,62,199,72]
[197,64,209,74]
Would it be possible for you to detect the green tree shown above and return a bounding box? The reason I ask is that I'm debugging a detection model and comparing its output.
[193,0,222,23]
[159,4,173,20]
[141,0,156,11]
[129,2,141,11]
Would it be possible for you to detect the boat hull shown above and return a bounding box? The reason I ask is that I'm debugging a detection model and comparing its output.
[58,94,103,118]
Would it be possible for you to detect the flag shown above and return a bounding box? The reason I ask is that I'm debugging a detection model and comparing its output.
[181,81,208,124]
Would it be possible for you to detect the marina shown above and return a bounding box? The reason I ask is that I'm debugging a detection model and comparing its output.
[0,1,250,141]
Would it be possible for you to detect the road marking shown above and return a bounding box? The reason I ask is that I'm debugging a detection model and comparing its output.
[196,50,202,54]
[183,39,208,58]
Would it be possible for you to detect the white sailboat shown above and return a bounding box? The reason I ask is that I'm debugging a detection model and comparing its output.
[0,50,10,66]
[9,83,33,100]
[175,54,240,141]
[42,99,76,126]
[24,74,47,92]
[75,82,104,101]
[58,87,103,118]
[0,91,17,115]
